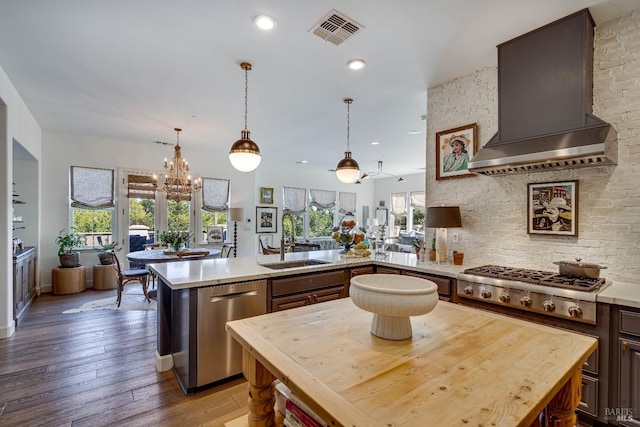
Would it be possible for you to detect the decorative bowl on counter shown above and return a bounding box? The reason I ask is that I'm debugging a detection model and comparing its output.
[349,274,438,340]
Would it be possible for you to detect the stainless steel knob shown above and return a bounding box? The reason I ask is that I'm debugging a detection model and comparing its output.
[520,296,532,307]
[568,305,583,318]
[499,294,511,303]
[480,289,492,299]
[464,286,474,295]
[542,300,556,312]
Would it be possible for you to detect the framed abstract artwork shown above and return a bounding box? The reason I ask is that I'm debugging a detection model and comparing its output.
[256,206,278,233]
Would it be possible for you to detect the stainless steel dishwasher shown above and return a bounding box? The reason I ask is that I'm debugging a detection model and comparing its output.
[196,280,267,386]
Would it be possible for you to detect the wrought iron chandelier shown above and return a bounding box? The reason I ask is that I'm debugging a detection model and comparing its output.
[161,128,201,198]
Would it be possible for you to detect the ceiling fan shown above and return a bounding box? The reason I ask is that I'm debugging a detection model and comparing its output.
[356,161,405,184]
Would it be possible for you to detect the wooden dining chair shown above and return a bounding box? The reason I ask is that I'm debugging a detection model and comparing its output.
[110,252,151,307]
[220,244,233,258]
[259,236,280,254]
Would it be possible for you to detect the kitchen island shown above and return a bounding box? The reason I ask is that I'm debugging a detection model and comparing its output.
[149,250,465,377]
[226,297,597,427]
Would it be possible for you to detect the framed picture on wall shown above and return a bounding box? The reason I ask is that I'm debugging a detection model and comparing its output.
[527,180,578,236]
[260,187,274,204]
[206,226,224,243]
[435,123,477,180]
[256,207,278,233]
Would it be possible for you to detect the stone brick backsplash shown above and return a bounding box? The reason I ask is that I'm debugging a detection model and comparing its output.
[426,10,640,284]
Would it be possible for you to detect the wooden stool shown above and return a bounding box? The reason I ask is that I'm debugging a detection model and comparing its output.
[52,266,87,295]
[93,264,117,290]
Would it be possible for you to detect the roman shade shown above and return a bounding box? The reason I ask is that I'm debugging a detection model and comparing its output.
[70,166,115,209]
[201,178,230,212]
[410,191,425,208]
[127,174,157,200]
[283,187,307,215]
[338,192,356,214]
[309,189,336,209]
[391,192,407,216]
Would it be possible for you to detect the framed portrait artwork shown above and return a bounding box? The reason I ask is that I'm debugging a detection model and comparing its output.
[256,206,278,233]
[206,226,224,243]
[260,187,274,204]
[527,180,578,236]
[435,123,478,180]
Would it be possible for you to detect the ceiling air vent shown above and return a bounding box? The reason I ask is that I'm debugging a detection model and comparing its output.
[310,10,363,46]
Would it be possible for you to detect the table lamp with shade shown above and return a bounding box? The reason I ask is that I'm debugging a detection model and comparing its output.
[425,206,462,264]
[229,208,244,257]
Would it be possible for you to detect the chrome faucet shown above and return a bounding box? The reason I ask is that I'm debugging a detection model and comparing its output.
[280,212,296,261]
[280,232,286,261]
[280,212,288,261]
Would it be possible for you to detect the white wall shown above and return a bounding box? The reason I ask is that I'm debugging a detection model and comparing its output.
[425,10,640,284]
[0,65,42,339]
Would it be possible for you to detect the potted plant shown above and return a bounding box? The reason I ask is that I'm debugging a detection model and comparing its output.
[55,229,86,268]
[158,231,192,252]
[413,239,424,260]
[97,239,122,265]
[429,232,437,262]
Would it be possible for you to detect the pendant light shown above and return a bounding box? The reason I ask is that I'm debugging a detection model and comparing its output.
[229,62,262,172]
[335,98,360,183]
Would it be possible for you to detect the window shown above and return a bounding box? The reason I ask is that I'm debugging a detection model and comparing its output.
[410,191,426,233]
[201,178,230,241]
[70,166,115,248]
[391,192,407,237]
[308,189,336,237]
[282,187,357,244]
[283,187,306,242]
[127,174,157,243]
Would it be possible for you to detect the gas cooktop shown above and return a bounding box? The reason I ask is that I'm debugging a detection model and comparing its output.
[463,265,606,292]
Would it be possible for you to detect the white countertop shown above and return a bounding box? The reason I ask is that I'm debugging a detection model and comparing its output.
[148,249,466,290]
[149,249,640,308]
[597,281,640,308]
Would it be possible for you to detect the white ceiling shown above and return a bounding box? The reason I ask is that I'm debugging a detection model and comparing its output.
[0,0,636,177]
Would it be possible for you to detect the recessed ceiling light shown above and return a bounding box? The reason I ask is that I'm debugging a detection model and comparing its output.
[408,129,421,135]
[296,160,308,164]
[347,59,366,70]
[253,15,277,30]
[370,141,380,145]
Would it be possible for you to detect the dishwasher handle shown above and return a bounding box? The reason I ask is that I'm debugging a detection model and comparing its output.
[209,290,258,303]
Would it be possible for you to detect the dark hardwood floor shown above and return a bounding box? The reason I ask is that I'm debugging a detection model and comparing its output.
[0,290,248,426]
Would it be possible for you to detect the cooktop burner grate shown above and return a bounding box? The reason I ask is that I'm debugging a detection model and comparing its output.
[463,265,606,292]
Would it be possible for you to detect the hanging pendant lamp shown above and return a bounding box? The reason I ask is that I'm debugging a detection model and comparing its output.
[229,62,262,172]
[335,98,360,183]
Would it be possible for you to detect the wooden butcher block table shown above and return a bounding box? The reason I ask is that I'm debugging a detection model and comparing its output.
[226,298,596,427]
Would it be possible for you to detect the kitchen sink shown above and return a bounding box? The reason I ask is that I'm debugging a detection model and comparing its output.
[260,259,332,270]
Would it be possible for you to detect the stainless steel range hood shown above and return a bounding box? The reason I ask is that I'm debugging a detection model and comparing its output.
[468,9,617,176]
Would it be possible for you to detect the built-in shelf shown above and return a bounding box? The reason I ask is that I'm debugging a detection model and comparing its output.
[13,200,26,204]
[13,226,26,230]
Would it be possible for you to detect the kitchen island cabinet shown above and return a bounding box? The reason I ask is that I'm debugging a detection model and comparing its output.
[227,298,597,427]
[611,305,640,426]
[268,269,347,312]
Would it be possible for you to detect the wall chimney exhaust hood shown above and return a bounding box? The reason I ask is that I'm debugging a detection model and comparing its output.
[468,9,617,176]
